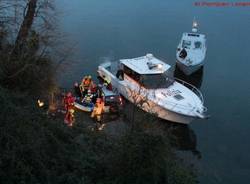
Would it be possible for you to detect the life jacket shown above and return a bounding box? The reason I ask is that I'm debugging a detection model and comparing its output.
[64,96,75,110]
[94,101,104,115]
[103,77,112,90]
[84,79,89,86]
[81,77,91,89]
[104,77,110,85]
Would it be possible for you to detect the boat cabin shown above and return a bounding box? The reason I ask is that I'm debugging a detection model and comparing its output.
[119,54,174,89]
[181,33,206,50]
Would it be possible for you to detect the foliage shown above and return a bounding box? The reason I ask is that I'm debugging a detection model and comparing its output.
[0,87,197,184]
[0,0,59,96]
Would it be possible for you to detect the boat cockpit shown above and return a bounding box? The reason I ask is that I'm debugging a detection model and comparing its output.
[112,54,175,89]
[122,65,174,89]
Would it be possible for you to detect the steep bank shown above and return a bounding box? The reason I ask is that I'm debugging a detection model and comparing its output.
[0,86,197,184]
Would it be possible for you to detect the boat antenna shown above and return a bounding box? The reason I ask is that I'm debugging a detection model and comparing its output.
[192,18,198,33]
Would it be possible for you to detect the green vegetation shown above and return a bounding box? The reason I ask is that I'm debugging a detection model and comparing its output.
[0,87,197,184]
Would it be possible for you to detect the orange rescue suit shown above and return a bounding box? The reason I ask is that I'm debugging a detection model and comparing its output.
[91,99,105,122]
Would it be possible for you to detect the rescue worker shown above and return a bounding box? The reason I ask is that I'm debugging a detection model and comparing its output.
[96,84,104,100]
[103,76,112,90]
[83,90,93,105]
[64,108,75,127]
[64,92,75,111]
[63,92,75,126]
[80,76,91,98]
[74,82,82,97]
[91,98,105,123]
[87,75,92,85]
[90,82,98,103]
[90,82,97,94]
[79,77,85,95]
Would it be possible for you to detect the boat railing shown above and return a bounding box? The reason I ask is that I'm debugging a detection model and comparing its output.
[99,61,118,75]
[174,77,204,103]
[153,92,207,117]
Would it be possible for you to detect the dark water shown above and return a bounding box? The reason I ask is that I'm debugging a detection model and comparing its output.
[56,0,250,183]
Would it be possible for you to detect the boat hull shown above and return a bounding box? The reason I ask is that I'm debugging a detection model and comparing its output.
[176,60,203,75]
[142,100,195,124]
[74,101,94,112]
[118,85,195,124]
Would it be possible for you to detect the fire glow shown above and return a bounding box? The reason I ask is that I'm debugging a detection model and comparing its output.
[37,100,45,107]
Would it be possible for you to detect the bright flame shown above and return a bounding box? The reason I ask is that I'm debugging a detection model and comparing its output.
[37,100,44,107]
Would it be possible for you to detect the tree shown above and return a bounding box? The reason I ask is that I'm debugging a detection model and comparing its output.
[0,0,66,96]
[12,0,38,56]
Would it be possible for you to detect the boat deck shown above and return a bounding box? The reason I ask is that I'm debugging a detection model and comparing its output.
[105,61,119,76]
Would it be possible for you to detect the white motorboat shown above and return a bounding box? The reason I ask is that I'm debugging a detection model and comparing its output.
[176,20,207,75]
[97,53,208,124]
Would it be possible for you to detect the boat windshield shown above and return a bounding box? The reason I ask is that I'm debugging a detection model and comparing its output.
[140,73,174,89]
[182,40,191,49]
[194,41,202,49]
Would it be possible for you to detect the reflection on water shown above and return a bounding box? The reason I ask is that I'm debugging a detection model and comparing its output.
[123,102,201,158]
[171,66,203,158]
[174,65,204,89]
[158,120,201,159]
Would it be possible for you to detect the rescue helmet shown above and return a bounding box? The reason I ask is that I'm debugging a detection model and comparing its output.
[88,89,91,94]
[67,92,72,97]
[88,75,92,79]
[69,109,75,114]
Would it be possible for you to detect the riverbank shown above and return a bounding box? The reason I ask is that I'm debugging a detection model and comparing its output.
[0,84,198,184]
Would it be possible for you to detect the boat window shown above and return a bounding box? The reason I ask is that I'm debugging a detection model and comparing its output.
[194,41,202,49]
[182,40,191,49]
[123,65,140,82]
[140,74,174,89]
[188,33,200,37]
[173,94,184,101]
